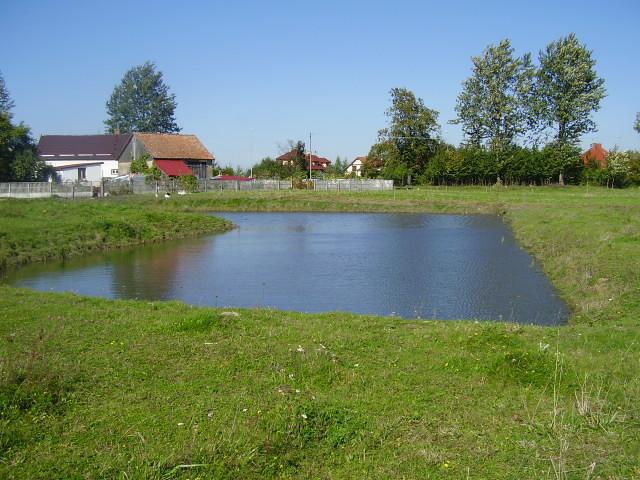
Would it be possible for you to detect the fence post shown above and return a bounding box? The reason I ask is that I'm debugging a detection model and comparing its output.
[8,183,11,197]
[49,182,53,197]
[72,184,75,200]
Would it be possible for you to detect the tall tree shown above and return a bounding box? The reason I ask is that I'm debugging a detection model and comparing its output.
[0,75,42,182]
[0,113,37,181]
[105,62,180,133]
[536,33,606,145]
[0,70,15,114]
[635,112,640,134]
[371,88,440,183]
[453,39,535,150]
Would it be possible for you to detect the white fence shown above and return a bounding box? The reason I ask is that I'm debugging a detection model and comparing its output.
[0,178,393,199]
[0,182,96,199]
[312,179,393,191]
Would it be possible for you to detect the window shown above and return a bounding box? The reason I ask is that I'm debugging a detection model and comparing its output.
[77,168,86,181]
[111,169,119,175]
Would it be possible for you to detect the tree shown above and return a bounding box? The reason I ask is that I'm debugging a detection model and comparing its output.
[292,141,307,172]
[11,150,52,181]
[536,34,606,145]
[453,39,535,151]
[370,88,440,184]
[105,62,180,134]
[130,153,151,174]
[0,70,15,114]
[635,112,640,134]
[0,113,35,182]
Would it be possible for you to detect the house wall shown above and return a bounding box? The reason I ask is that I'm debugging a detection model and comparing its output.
[346,159,363,176]
[56,164,103,183]
[45,160,120,179]
[117,137,151,175]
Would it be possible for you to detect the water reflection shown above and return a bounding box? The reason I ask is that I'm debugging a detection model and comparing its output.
[3,213,569,325]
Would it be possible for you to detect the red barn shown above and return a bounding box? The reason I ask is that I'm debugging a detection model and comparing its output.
[581,143,608,168]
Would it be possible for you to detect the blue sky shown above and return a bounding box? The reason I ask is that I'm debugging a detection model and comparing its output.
[1,0,638,168]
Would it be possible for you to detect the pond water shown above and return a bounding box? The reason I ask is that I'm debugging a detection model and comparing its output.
[3,212,569,324]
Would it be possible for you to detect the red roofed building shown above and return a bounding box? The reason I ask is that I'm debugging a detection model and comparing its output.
[581,143,608,169]
[121,133,215,179]
[277,150,332,172]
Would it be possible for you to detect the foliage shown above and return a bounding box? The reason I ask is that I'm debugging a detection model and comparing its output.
[11,150,52,182]
[129,153,150,174]
[0,70,15,114]
[453,39,536,150]
[370,88,440,185]
[539,142,583,183]
[606,150,631,187]
[535,33,606,145]
[178,173,199,193]
[635,112,640,134]
[147,161,163,182]
[0,113,36,182]
[292,140,307,172]
[628,150,640,184]
[104,61,180,134]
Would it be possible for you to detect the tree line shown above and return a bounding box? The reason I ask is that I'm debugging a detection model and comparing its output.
[365,34,639,187]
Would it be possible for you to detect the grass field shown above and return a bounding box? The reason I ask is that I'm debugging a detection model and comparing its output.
[0,187,639,478]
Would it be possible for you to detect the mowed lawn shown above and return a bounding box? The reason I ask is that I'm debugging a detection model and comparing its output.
[0,186,639,479]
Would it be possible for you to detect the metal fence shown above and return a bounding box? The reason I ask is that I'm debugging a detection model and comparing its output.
[312,179,393,191]
[0,178,392,199]
[0,182,97,199]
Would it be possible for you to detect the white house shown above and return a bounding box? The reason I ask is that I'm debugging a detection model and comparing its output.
[52,162,104,183]
[345,156,367,177]
[38,134,133,181]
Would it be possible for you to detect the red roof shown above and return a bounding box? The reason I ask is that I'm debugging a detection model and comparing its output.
[155,159,193,176]
[581,143,608,168]
[276,150,332,171]
[213,175,254,181]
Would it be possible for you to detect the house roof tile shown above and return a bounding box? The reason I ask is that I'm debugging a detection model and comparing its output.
[136,133,214,161]
[38,134,133,161]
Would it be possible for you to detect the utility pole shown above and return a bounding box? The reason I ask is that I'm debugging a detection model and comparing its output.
[308,132,312,180]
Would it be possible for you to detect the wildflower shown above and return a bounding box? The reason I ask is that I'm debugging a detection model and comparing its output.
[300,413,307,420]
[296,345,305,353]
[177,422,185,426]
[242,408,248,412]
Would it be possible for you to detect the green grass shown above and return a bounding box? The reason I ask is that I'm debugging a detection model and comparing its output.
[0,197,232,271]
[0,186,639,478]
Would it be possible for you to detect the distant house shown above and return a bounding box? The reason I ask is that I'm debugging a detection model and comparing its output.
[582,143,608,169]
[346,156,367,177]
[277,150,331,172]
[121,133,215,179]
[38,134,132,182]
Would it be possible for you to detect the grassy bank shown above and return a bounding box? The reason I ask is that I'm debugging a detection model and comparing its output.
[1,187,639,478]
[0,197,232,271]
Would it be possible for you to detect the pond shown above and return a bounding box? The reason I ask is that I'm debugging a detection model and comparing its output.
[3,212,569,325]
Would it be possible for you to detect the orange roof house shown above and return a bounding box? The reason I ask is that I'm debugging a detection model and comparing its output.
[581,143,608,168]
[120,133,215,178]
